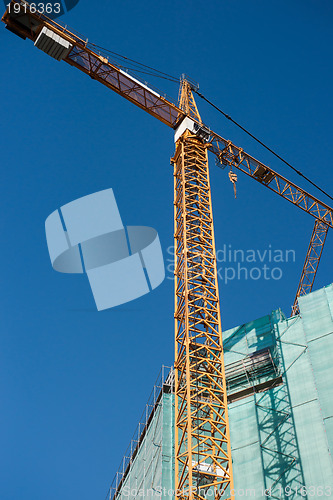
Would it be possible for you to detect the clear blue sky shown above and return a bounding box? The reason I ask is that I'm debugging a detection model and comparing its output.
[0,1,332,499]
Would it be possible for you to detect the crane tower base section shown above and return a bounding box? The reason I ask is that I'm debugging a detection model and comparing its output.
[107,283,333,500]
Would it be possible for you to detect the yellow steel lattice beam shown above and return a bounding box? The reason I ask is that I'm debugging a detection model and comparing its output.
[1,2,183,128]
[210,133,333,228]
[172,100,233,499]
[292,220,329,315]
[2,2,332,228]
[2,4,332,494]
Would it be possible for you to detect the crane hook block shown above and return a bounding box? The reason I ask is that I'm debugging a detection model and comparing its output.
[228,171,238,199]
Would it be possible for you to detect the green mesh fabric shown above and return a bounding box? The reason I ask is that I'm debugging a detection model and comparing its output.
[115,392,174,499]
[113,284,333,499]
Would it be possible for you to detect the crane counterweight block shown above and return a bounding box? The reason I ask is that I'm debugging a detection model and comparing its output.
[2,1,333,497]
[35,27,72,61]
[1,1,184,128]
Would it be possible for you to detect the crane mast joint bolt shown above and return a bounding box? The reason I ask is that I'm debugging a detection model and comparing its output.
[173,112,234,499]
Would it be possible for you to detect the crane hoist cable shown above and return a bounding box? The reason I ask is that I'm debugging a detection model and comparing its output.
[193,89,333,203]
[228,170,238,199]
[79,41,333,205]
[88,42,179,83]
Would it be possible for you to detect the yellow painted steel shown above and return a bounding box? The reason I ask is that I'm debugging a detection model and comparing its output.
[178,77,202,123]
[2,3,333,492]
[172,83,233,500]
[2,4,332,313]
[292,220,329,315]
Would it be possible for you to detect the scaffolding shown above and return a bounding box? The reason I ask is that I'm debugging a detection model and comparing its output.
[107,366,174,500]
[107,284,333,500]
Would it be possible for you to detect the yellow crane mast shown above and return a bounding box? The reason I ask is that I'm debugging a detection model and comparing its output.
[173,81,233,499]
[2,2,333,499]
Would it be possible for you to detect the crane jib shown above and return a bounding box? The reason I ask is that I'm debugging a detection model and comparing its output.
[3,2,333,497]
[1,1,184,128]
[2,0,332,319]
[2,1,332,230]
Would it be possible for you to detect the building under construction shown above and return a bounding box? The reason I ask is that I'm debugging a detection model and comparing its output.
[2,3,332,500]
[108,283,333,499]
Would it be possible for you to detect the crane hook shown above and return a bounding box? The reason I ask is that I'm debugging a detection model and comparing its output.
[228,170,238,199]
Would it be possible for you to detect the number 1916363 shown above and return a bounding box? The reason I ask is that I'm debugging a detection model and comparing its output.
[7,2,61,15]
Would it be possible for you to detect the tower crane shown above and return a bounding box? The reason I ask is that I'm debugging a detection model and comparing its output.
[2,2,332,499]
